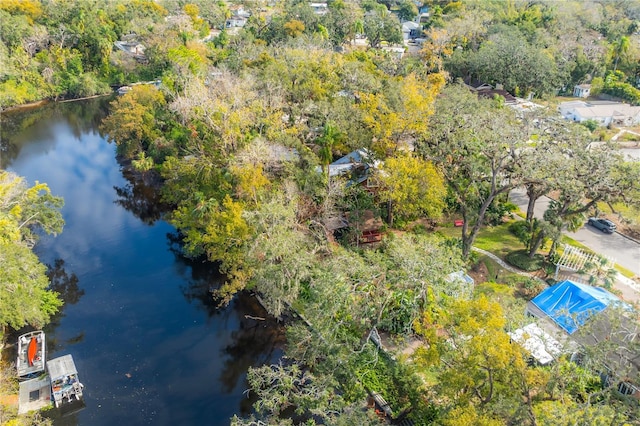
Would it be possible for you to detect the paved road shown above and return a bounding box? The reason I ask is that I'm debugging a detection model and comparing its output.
[621,148,640,161]
[509,188,640,277]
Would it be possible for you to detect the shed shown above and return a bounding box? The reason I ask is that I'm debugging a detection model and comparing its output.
[573,84,591,98]
[444,270,474,299]
[317,149,380,189]
[526,280,622,335]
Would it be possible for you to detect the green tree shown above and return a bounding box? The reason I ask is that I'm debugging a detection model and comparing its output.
[396,0,418,22]
[418,84,528,258]
[241,192,315,316]
[415,295,537,425]
[171,194,251,304]
[363,10,402,48]
[611,35,630,72]
[0,171,64,247]
[0,171,64,335]
[529,142,639,259]
[100,85,166,158]
[0,242,62,333]
[467,26,561,96]
[232,363,381,425]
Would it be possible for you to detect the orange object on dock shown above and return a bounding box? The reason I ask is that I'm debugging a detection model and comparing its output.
[27,338,37,366]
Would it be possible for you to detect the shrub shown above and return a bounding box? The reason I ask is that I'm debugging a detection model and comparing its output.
[581,119,600,132]
[505,250,545,271]
[509,221,530,246]
[518,278,546,300]
[475,281,514,297]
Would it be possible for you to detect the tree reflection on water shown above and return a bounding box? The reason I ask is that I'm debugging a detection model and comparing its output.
[0,97,111,169]
[113,161,166,226]
[168,231,286,415]
[45,259,86,351]
[219,294,286,410]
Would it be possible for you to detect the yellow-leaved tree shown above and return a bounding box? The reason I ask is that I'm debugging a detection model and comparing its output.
[356,72,444,155]
[414,295,546,425]
[0,171,63,334]
[376,153,446,225]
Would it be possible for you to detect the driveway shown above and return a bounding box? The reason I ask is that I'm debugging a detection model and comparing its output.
[509,188,640,277]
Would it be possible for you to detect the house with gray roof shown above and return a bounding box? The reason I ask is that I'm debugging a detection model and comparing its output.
[559,100,640,126]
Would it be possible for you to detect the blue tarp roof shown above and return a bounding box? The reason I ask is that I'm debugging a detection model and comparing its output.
[530,280,621,334]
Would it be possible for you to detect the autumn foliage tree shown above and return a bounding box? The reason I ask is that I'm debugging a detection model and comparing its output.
[376,153,446,225]
[101,85,166,158]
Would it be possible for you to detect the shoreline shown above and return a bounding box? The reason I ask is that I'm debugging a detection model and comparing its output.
[1,93,113,114]
[57,93,112,103]
[1,100,50,114]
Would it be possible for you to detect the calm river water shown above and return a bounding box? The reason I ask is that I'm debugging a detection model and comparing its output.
[1,98,284,425]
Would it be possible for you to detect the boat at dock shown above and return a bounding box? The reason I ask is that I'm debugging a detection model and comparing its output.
[17,331,45,378]
[47,355,84,408]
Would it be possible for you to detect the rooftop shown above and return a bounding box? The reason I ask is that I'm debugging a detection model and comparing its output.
[509,323,564,365]
[529,280,623,334]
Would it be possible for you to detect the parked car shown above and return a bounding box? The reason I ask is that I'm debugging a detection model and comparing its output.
[587,217,616,233]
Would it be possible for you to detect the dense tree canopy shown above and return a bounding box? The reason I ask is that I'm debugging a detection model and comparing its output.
[436,0,640,97]
[0,171,63,333]
[31,0,640,424]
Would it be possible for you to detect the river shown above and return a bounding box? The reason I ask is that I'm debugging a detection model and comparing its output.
[1,98,284,425]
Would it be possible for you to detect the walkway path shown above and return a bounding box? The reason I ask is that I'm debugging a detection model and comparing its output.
[611,129,640,141]
[471,247,547,284]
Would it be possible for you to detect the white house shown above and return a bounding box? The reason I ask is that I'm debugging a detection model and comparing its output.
[114,41,146,56]
[309,2,328,15]
[559,100,640,126]
[225,16,247,28]
[573,84,591,98]
[401,21,421,41]
[228,5,251,18]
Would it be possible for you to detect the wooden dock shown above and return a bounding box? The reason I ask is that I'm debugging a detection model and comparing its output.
[18,376,51,414]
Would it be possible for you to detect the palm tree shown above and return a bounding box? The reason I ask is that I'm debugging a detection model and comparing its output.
[612,36,630,72]
[582,255,617,290]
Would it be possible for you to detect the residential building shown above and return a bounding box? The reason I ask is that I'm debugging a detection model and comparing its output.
[402,21,421,41]
[573,84,591,98]
[225,16,247,28]
[559,100,640,126]
[508,323,564,365]
[526,280,622,335]
[524,280,639,396]
[113,41,146,57]
[310,2,328,15]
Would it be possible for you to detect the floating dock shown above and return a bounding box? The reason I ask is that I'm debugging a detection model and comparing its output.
[17,331,45,378]
[47,355,84,408]
[18,376,51,414]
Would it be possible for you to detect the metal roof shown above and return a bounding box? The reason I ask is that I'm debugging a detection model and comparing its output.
[18,376,51,414]
[47,355,78,380]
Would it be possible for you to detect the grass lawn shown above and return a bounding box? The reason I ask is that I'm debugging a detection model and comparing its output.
[437,221,636,279]
[437,220,526,257]
[597,201,640,225]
